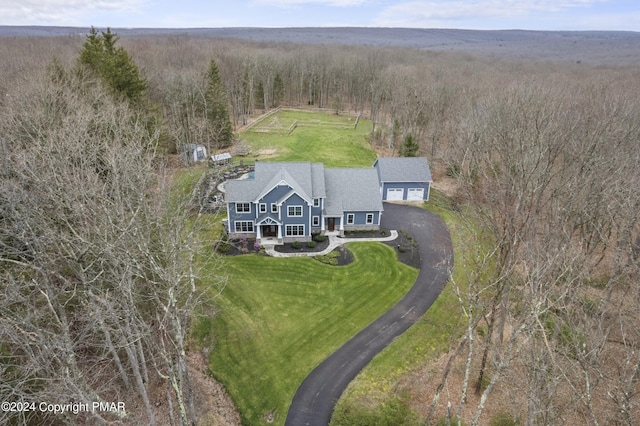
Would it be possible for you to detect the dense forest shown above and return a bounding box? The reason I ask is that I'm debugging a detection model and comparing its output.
[1,30,640,424]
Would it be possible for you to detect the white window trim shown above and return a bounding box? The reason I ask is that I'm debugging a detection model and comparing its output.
[259,203,267,213]
[271,203,278,213]
[234,221,254,233]
[366,213,374,224]
[313,198,320,207]
[347,214,355,225]
[287,205,303,217]
[285,224,305,236]
[312,216,320,226]
[235,203,250,213]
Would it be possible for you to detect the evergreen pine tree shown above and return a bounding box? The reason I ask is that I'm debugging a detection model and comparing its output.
[400,133,419,157]
[255,80,265,110]
[272,73,284,108]
[79,27,147,106]
[205,59,233,148]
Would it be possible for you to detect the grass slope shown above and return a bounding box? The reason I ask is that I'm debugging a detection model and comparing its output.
[204,243,418,425]
[242,110,376,167]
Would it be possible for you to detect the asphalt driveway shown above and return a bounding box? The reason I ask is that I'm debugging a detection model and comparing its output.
[285,202,453,426]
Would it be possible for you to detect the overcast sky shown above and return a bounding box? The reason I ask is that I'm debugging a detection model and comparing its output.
[2,0,639,31]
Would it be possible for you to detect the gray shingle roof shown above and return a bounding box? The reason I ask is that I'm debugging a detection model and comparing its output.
[225,161,325,203]
[373,157,432,183]
[226,161,384,215]
[324,168,383,215]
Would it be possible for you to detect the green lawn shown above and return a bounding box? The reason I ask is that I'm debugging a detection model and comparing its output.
[241,110,376,168]
[186,111,463,425]
[199,243,418,425]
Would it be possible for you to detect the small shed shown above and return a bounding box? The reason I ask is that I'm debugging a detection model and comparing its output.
[210,152,232,166]
[181,144,207,164]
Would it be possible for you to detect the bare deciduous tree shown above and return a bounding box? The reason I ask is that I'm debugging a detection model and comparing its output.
[0,62,213,425]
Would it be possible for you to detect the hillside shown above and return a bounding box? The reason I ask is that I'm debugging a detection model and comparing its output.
[1,26,639,65]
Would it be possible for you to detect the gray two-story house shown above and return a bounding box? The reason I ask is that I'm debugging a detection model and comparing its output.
[225,157,432,244]
[225,161,384,243]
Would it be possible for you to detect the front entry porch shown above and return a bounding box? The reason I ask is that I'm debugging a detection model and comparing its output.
[256,216,283,245]
[258,224,282,245]
[325,216,343,236]
[261,224,278,237]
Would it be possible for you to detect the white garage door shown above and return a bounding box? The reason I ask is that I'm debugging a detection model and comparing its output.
[386,188,404,201]
[407,188,424,200]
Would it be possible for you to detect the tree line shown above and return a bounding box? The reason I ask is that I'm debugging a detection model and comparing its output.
[1,30,640,424]
[0,30,220,425]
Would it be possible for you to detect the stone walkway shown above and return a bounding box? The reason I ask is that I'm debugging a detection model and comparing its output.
[263,231,399,257]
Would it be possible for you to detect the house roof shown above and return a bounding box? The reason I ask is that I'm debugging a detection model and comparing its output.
[373,157,432,183]
[324,168,383,215]
[226,161,384,215]
[225,161,326,203]
[181,143,205,152]
[211,152,232,161]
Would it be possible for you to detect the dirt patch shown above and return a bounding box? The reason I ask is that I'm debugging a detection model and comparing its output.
[256,148,278,156]
[187,351,242,426]
[431,176,458,199]
[396,345,524,425]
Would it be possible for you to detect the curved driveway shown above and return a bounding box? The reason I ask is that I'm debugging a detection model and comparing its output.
[285,202,453,426]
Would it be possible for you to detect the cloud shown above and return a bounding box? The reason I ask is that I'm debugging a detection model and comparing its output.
[374,0,607,27]
[254,0,368,7]
[0,0,145,25]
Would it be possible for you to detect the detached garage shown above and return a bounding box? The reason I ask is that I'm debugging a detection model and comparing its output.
[386,188,404,200]
[373,157,432,202]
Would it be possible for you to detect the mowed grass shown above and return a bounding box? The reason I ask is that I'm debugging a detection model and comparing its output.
[242,110,376,168]
[202,243,418,425]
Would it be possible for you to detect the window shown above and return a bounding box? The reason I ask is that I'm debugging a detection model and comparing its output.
[271,203,278,213]
[235,203,250,213]
[366,213,374,224]
[312,216,320,227]
[288,205,303,217]
[234,221,254,233]
[259,203,267,213]
[313,198,320,207]
[347,214,355,225]
[285,225,305,236]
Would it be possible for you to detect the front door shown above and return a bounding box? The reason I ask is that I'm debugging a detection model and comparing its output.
[327,218,335,231]
[262,225,277,237]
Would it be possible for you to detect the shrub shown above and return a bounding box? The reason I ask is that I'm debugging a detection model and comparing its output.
[307,241,317,248]
[215,238,231,254]
[332,397,420,426]
[446,163,461,177]
[292,241,301,249]
[490,412,520,426]
[314,251,339,266]
[437,416,466,426]
[313,234,326,242]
